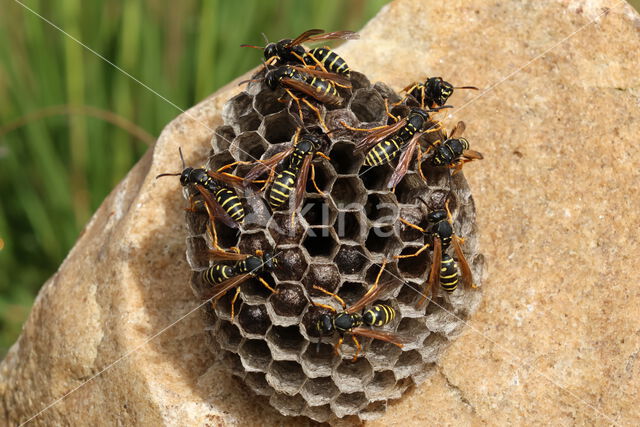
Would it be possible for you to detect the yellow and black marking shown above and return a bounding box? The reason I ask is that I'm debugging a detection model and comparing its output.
[439,254,459,293]
[363,304,396,327]
[364,136,405,167]
[304,47,350,76]
[203,264,236,285]
[268,170,297,209]
[306,75,339,98]
[215,187,245,222]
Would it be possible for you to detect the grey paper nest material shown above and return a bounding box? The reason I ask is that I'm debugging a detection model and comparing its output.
[184,71,484,422]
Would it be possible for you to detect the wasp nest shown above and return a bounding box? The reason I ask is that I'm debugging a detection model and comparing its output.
[184,71,484,422]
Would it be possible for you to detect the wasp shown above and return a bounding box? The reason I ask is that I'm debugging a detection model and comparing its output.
[244,128,330,216]
[256,64,351,131]
[156,148,244,249]
[241,29,358,76]
[395,199,474,306]
[312,261,404,361]
[401,77,478,109]
[429,121,483,173]
[200,248,278,319]
[341,103,450,189]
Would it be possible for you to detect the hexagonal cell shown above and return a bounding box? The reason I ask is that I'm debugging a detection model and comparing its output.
[210,221,240,250]
[419,333,449,364]
[365,225,402,255]
[254,88,286,116]
[305,160,336,195]
[333,210,366,243]
[213,289,242,320]
[272,247,308,282]
[300,376,339,406]
[260,111,297,144]
[334,245,369,276]
[239,275,276,303]
[333,358,374,393]
[330,176,367,208]
[397,207,427,242]
[349,71,371,91]
[302,227,339,258]
[268,282,307,320]
[349,88,385,123]
[395,280,429,314]
[325,108,357,136]
[237,230,273,255]
[365,370,396,400]
[337,282,368,307]
[266,360,306,395]
[267,212,306,245]
[266,325,307,361]
[394,172,428,204]
[239,339,272,372]
[331,392,368,418]
[223,92,254,123]
[237,303,270,337]
[301,197,336,227]
[302,404,333,423]
[208,151,235,172]
[359,399,388,421]
[185,236,209,270]
[212,125,235,152]
[365,192,399,224]
[397,245,430,279]
[304,263,341,295]
[373,81,401,104]
[364,338,403,370]
[244,371,273,396]
[364,262,401,289]
[397,318,430,350]
[184,204,209,236]
[420,163,452,188]
[299,342,339,378]
[362,165,396,194]
[229,131,268,162]
[394,349,425,379]
[269,392,307,417]
[238,111,261,133]
[388,376,413,400]
[220,351,245,378]
[217,321,243,352]
[329,140,363,175]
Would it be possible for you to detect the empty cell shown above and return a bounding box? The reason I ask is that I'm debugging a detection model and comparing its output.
[300,342,338,378]
[365,193,398,223]
[237,304,270,337]
[349,88,385,123]
[267,212,306,244]
[364,262,401,288]
[337,282,368,307]
[397,246,430,278]
[394,173,426,204]
[365,225,401,255]
[365,370,396,398]
[223,92,254,119]
[269,283,307,318]
[266,325,306,359]
[244,372,273,396]
[373,81,401,104]
[237,230,272,255]
[238,112,262,133]
[272,247,308,282]
[329,141,363,175]
[330,176,367,208]
[394,349,424,378]
[212,125,235,152]
[361,163,394,191]
[302,404,332,423]
[185,236,209,270]
[331,392,368,417]
[365,339,403,370]
[302,227,338,258]
[266,360,306,395]
[220,351,245,377]
[359,399,388,421]
[333,210,364,242]
[419,333,450,364]
[239,339,272,372]
[333,245,369,275]
[300,376,339,406]
[208,151,235,172]
[210,221,240,250]
[301,198,335,227]
[254,89,286,116]
[333,358,374,393]
[305,161,335,195]
[217,321,243,352]
[269,392,307,417]
[229,131,268,162]
[395,281,428,309]
[261,111,298,144]
[349,71,371,91]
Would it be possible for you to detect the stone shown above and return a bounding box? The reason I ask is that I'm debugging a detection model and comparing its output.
[1,0,640,425]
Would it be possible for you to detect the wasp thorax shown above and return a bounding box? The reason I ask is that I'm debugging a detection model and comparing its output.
[427,210,447,223]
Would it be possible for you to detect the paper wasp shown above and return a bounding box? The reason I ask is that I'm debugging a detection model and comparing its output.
[244,127,330,216]
[241,29,358,76]
[341,103,451,189]
[156,148,244,249]
[312,261,404,361]
[200,248,278,320]
[395,199,474,306]
[429,121,483,173]
[402,77,478,109]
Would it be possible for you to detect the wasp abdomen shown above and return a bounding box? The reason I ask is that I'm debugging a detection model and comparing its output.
[269,170,297,209]
[203,264,236,286]
[440,254,459,293]
[215,187,245,222]
[304,47,351,76]
[364,137,404,167]
[363,304,395,327]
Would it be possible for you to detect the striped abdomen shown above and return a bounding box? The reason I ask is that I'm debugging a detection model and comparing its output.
[268,170,297,209]
[304,47,351,76]
[431,138,469,167]
[439,254,459,293]
[304,75,341,105]
[363,304,396,327]
[214,187,245,222]
[202,264,236,286]
[364,136,405,167]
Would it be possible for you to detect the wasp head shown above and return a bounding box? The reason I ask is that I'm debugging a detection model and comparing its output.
[427,209,447,223]
[264,42,279,63]
[427,77,454,106]
[264,66,288,90]
[316,313,334,336]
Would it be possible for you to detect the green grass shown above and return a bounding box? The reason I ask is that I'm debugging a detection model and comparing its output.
[0,0,389,356]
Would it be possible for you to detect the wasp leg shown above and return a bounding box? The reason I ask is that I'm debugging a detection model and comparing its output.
[393,243,430,259]
[351,335,361,362]
[257,276,278,294]
[399,217,427,233]
[230,287,241,320]
[312,285,347,309]
[340,121,388,133]
[315,151,331,161]
[445,198,453,223]
[334,336,344,357]
[383,99,400,122]
[284,89,305,122]
[217,161,251,173]
[301,98,328,131]
[310,164,326,196]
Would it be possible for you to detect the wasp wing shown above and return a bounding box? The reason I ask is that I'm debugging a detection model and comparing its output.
[244,146,295,183]
[306,30,359,42]
[347,280,397,314]
[387,132,421,189]
[289,65,352,88]
[427,236,442,299]
[207,248,251,261]
[462,149,484,160]
[354,117,408,152]
[449,121,466,139]
[287,29,325,47]
[200,273,252,301]
[351,327,404,348]
[194,184,239,229]
[291,153,313,213]
[452,236,474,289]
[280,76,341,105]
[206,169,245,188]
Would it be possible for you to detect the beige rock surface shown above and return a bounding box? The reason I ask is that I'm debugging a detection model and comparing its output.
[1,0,639,425]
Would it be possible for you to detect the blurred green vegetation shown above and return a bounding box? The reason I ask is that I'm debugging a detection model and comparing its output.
[0,0,389,356]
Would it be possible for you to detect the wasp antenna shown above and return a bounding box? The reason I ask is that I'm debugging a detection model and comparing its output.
[178,147,186,169]
[261,32,269,44]
[238,78,260,86]
[240,44,264,49]
[155,172,181,179]
[454,86,479,91]
[428,105,454,112]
